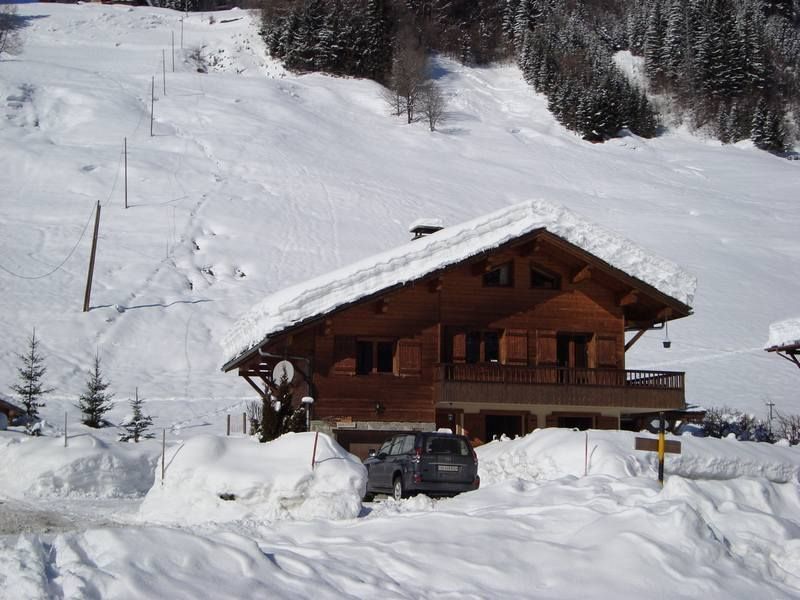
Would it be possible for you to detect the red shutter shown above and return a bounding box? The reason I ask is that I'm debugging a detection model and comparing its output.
[396,339,422,376]
[504,329,528,365]
[597,336,617,367]
[333,336,356,375]
[536,330,557,365]
[452,332,466,363]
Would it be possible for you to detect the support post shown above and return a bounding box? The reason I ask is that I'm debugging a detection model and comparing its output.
[124,137,128,209]
[161,428,166,483]
[657,412,665,487]
[584,431,588,476]
[162,49,166,95]
[83,201,101,313]
[311,431,319,470]
[150,76,154,137]
[171,31,175,73]
[227,414,231,436]
[242,412,246,435]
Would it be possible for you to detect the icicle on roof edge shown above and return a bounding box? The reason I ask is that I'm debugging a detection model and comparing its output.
[222,199,697,365]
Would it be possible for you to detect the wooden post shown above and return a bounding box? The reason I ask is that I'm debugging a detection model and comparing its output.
[161,428,166,483]
[162,49,166,95]
[171,31,175,73]
[150,76,154,137]
[226,414,231,436]
[123,137,128,209]
[242,412,247,435]
[82,201,101,313]
[657,412,665,487]
[64,411,68,448]
[311,431,319,470]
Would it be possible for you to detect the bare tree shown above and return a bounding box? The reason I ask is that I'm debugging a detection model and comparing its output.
[388,29,427,124]
[418,81,447,131]
[776,413,800,445]
[0,5,23,58]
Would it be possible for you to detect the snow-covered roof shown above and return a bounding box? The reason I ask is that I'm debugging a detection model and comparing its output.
[222,199,697,365]
[765,317,800,350]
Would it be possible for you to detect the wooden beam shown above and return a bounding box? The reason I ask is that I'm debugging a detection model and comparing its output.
[625,327,649,352]
[618,290,639,307]
[655,307,673,321]
[376,298,390,314]
[778,351,800,369]
[571,265,591,284]
[322,319,333,336]
[242,375,268,400]
[517,240,541,257]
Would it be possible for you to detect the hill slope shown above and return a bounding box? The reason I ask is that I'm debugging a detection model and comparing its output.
[1,4,799,428]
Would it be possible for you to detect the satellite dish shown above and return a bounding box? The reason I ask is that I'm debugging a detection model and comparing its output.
[272,360,295,384]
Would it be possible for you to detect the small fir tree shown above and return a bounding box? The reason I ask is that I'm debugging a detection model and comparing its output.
[77,353,114,428]
[10,328,53,432]
[119,389,154,442]
[259,372,306,443]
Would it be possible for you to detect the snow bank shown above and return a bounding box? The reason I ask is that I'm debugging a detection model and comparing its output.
[223,199,697,363]
[139,432,366,525]
[477,428,800,486]
[766,316,800,349]
[0,432,158,498]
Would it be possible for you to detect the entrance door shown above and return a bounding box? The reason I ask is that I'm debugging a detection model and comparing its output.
[485,414,523,441]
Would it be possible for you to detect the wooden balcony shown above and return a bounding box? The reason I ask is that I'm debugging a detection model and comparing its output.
[435,364,685,410]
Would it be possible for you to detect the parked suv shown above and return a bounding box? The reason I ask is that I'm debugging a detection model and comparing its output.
[363,431,480,501]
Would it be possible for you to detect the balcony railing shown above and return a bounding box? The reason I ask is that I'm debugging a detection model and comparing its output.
[438,363,684,391]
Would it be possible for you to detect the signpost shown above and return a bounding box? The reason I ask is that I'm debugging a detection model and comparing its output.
[634,412,681,487]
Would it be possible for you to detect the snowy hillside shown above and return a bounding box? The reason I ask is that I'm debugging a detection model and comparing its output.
[1,3,799,432]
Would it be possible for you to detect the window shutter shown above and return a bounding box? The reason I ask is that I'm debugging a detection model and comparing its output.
[333,336,356,375]
[452,332,466,363]
[536,330,557,365]
[597,336,617,367]
[396,339,422,376]
[503,329,528,365]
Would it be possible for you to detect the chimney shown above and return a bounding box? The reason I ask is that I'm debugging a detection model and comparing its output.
[409,218,444,240]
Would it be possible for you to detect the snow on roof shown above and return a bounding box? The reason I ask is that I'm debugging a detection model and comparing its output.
[408,217,444,231]
[222,199,697,365]
[765,317,800,350]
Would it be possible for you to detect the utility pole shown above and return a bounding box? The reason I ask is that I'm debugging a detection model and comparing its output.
[162,49,167,95]
[766,400,776,437]
[83,201,101,313]
[150,76,154,137]
[124,137,128,209]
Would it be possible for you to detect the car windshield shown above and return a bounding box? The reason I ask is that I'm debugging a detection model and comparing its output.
[425,436,468,455]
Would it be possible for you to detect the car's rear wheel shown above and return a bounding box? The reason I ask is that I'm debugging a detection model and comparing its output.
[392,476,405,501]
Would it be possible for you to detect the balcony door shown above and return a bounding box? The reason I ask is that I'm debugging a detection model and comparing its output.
[557,333,591,383]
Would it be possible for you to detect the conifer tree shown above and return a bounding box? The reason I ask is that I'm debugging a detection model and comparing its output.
[119,389,154,442]
[78,353,114,428]
[259,372,306,443]
[10,328,53,432]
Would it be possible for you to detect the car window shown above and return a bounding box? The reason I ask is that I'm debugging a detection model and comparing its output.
[389,435,408,455]
[400,435,415,454]
[378,439,393,456]
[425,436,469,455]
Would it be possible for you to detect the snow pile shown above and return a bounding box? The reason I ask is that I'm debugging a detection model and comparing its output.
[476,428,800,486]
[0,432,158,498]
[766,316,800,349]
[223,199,696,363]
[139,432,366,525]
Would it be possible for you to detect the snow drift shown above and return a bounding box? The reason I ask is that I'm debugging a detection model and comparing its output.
[139,432,366,525]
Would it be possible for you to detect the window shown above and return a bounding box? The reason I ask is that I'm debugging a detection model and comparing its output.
[465,331,499,363]
[530,265,560,290]
[483,262,513,287]
[392,435,415,455]
[425,436,469,456]
[356,339,394,375]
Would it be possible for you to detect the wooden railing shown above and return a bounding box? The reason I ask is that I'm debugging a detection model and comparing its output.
[438,364,684,390]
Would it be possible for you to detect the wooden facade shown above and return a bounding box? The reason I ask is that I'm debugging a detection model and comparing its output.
[225,230,692,457]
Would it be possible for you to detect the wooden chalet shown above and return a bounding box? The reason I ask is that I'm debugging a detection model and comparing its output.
[223,201,695,458]
[0,396,24,423]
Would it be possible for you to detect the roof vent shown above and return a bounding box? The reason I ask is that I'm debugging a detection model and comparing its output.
[409,218,444,240]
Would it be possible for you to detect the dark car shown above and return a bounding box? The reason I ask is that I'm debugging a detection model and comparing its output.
[363,431,480,501]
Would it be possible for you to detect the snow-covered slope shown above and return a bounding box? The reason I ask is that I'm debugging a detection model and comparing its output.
[1,4,799,430]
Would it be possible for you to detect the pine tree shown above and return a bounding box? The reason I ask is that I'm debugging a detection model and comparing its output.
[10,328,53,432]
[119,389,154,443]
[259,372,306,443]
[77,353,114,428]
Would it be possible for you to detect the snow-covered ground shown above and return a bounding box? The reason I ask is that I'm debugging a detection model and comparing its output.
[0,4,798,432]
[1,426,799,598]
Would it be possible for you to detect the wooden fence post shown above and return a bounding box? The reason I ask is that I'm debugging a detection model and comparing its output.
[226,414,231,436]
[242,412,247,435]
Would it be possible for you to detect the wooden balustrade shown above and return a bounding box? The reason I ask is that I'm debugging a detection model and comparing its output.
[438,364,684,390]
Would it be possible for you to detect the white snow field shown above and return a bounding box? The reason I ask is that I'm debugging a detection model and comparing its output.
[2,6,800,598]
[1,427,799,598]
[0,4,798,431]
